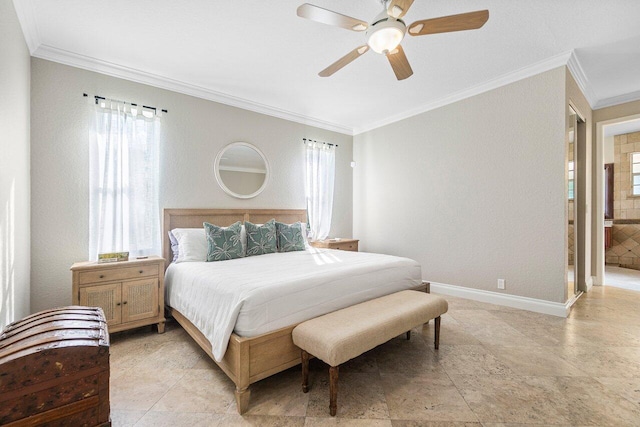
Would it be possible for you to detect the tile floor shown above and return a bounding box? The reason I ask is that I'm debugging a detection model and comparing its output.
[605,265,640,292]
[110,286,640,426]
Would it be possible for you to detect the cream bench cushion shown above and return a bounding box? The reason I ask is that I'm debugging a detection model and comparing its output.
[292,290,448,367]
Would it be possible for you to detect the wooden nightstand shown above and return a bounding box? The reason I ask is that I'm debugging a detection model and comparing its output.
[310,238,359,252]
[71,256,166,334]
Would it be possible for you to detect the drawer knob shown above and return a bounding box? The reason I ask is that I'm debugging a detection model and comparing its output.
[99,275,104,278]
[139,270,143,274]
[123,301,127,305]
[116,302,121,306]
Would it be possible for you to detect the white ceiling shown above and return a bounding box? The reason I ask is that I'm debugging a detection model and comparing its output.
[604,118,640,138]
[14,0,640,135]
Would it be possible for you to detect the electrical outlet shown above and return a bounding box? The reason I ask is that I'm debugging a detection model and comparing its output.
[497,279,506,290]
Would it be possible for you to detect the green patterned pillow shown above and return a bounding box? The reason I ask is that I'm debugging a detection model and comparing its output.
[276,222,306,253]
[245,219,277,256]
[204,221,244,261]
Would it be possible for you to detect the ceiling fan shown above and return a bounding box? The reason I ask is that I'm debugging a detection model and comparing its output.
[296,0,489,80]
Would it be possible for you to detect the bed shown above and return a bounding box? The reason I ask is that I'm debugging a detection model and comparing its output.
[162,208,427,414]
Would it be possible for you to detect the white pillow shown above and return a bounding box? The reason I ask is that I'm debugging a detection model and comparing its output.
[239,224,247,255]
[171,228,207,263]
[171,226,247,262]
[300,223,312,250]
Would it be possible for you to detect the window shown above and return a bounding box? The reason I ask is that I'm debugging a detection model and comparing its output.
[568,161,574,200]
[304,139,336,241]
[89,99,161,260]
[633,152,640,196]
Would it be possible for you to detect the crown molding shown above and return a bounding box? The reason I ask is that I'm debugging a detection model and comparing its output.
[354,51,573,135]
[31,44,354,136]
[28,41,581,137]
[26,32,640,135]
[12,0,40,53]
[594,89,640,110]
[566,52,598,108]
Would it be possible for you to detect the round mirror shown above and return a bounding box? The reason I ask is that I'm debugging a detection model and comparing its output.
[214,142,269,199]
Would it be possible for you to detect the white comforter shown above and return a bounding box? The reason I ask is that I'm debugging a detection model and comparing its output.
[165,248,422,361]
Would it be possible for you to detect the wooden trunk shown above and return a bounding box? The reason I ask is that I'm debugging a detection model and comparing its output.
[0,306,110,426]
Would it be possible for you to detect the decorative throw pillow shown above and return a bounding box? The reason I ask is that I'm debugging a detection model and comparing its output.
[245,219,277,256]
[276,222,306,253]
[204,221,244,261]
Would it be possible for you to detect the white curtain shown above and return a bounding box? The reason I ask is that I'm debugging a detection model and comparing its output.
[304,141,336,241]
[89,99,161,260]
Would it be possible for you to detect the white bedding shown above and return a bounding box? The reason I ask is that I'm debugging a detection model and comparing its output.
[165,248,422,361]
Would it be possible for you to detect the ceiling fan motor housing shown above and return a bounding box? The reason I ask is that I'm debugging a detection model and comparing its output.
[366,18,407,54]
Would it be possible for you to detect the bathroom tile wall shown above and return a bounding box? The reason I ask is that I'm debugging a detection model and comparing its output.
[606,224,640,270]
[613,131,640,219]
[568,222,574,266]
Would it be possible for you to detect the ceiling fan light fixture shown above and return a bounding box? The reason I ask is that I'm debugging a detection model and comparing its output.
[366,19,406,54]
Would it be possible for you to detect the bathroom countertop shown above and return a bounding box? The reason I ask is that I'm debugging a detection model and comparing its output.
[612,219,640,225]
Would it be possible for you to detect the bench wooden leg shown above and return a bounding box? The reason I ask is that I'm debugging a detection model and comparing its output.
[434,316,441,350]
[301,350,309,393]
[329,365,339,416]
[406,330,411,340]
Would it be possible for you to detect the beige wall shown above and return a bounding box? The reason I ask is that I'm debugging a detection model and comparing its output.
[594,100,640,124]
[604,136,615,164]
[354,67,567,303]
[0,0,31,329]
[30,58,353,312]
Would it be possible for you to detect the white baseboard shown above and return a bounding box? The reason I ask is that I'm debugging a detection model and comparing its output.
[429,282,570,318]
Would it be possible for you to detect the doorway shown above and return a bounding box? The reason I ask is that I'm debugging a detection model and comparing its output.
[596,114,640,291]
[567,106,587,302]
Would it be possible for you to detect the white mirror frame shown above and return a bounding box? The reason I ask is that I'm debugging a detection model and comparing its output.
[214,141,270,199]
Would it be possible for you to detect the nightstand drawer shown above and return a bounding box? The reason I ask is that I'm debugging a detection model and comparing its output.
[333,241,358,251]
[78,264,159,285]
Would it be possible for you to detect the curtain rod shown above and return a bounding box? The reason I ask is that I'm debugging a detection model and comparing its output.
[302,138,338,148]
[83,93,168,113]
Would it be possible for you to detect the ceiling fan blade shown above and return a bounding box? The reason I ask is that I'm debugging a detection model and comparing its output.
[408,10,489,36]
[387,0,414,19]
[297,3,368,32]
[319,45,369,77]
[387,45,413,80]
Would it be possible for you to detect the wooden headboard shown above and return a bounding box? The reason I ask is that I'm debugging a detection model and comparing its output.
[162,208,307,269]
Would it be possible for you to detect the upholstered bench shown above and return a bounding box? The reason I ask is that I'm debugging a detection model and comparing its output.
[292,290,448,416]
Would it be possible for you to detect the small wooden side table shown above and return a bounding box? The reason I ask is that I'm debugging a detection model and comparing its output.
[310,238,359,252]
[71,256,165,333]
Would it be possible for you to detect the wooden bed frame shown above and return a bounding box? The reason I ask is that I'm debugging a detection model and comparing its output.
[162,208,428,414]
